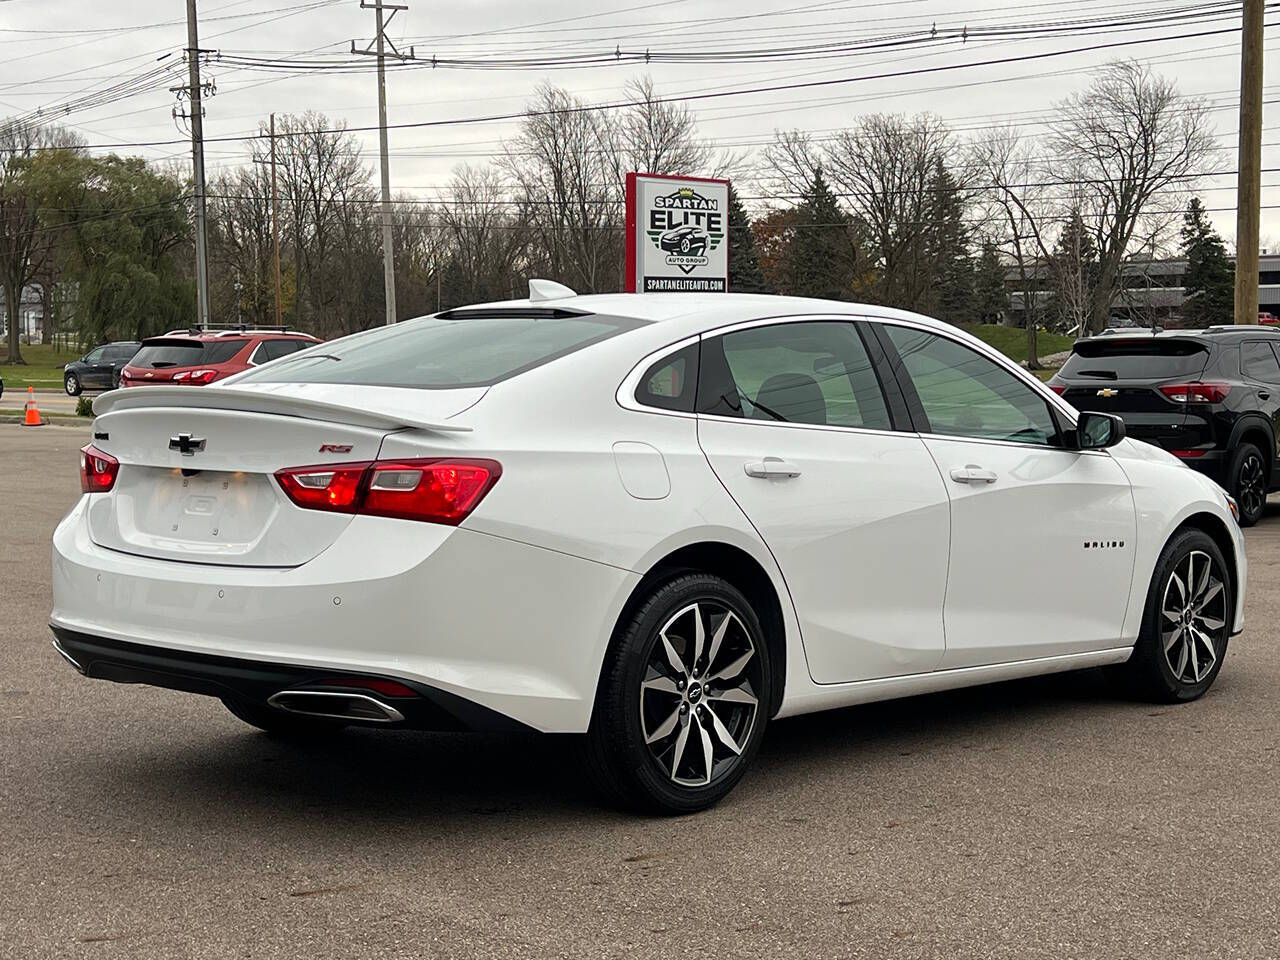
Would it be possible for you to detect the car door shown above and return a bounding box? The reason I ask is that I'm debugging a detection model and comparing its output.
[1241,339,1280,474]
[80,347,110,388]
[875,321,1137,669]
[695,318,951,684]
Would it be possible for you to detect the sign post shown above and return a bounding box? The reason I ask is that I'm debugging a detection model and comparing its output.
[625,173,730,293]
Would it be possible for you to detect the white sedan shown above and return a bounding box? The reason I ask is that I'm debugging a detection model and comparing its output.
[51,285,1247,813]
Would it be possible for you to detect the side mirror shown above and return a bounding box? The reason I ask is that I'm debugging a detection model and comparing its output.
[1076,411,1126,450]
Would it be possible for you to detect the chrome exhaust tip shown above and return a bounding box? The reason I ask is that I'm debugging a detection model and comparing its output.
[266,690,405,724]
[51,638,86,675]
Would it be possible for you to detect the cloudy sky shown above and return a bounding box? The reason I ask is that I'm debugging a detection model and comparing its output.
[1,0,1275,243]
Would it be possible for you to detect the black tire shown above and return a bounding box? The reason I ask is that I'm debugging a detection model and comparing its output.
[1227,441,1267,526]
[1109,528,1231,703]
[584,573,773,814]
[64,373,81,397]
[220,696,346,739]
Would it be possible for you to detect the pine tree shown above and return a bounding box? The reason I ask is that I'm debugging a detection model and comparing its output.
[726,185,768,294]
[786,166,855,300]
[1180,197,1234,326]
[925,160,974,323]
[972,241,1010,323]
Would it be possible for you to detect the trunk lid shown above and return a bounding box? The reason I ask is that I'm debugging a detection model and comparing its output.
[1057,337,1212,449]
[86,384,481,567]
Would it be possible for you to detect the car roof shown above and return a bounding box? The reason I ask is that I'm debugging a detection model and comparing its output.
[148,330,319,342]
[434,292,958,334]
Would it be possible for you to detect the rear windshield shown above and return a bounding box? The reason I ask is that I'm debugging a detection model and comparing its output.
[131,339,249,368]
[1060,339,1209,381]
[233,313,643,389]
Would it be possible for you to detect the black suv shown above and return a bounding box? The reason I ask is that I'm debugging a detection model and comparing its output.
[63,341,141,395]
[1048,327,1280,525]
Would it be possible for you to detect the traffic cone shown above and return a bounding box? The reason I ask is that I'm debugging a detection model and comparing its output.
[22,386,43,427]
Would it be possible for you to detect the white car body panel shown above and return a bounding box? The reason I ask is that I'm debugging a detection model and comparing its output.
[51,293,1247,734]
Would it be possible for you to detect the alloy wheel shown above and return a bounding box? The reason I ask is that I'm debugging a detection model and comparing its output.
[639,601,760,788]
[1160,549,1227,685]
[1237,452,1266,520]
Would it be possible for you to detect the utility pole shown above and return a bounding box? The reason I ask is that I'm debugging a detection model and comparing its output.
[1234,0,1265,324]
[270,113,282,327]
[353,1,414,326]
[185,0,212,327]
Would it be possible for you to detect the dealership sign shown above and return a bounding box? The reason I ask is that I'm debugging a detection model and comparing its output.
[625,172,729,293]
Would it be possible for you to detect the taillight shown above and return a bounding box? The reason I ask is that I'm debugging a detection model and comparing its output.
[172,369,217,384]
[1160,382,1231,403]
[80,444,119,493]
[1048,383,1066,395]
[274,458,501,525]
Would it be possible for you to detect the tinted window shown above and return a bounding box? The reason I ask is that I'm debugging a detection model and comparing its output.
[698,321,891,429]
[131,339,248,368]
[636,343,698,412]
[235,314,641,389]
[1060,339,1209,381]
[258,339,311,362]
[1241,341,1280,382]
[83,347,106,363]
[105,344,137,361]
[884,326,1059,446]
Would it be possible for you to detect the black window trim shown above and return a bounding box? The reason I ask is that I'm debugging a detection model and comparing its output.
[868,317,1095,453]
[618,315,912,436]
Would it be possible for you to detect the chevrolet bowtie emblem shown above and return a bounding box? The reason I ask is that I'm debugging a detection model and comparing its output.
[1096,388,1119,397]
[169,433,206,456]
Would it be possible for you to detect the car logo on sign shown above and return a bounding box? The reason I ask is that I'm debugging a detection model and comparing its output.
[1096,388,1119,397]
[169,433,206,456]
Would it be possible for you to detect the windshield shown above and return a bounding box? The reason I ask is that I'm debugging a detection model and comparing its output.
[131,339,248,369]
[1060,339,1209,381]
[233,313,644,389]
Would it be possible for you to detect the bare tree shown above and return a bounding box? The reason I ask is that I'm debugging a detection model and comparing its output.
[971,126,1055,366]
[616,76,711,177]
[1051,61,1219,334]
[439,164,527,306]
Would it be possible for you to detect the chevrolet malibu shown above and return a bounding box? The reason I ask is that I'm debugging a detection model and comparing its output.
[51,285,1247,813]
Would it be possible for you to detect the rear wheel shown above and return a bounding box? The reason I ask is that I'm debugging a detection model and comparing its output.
[1110,528,1231,702]
[584,574,772,814]
[1227,441,1266,526]
[64,373,81,396]
[221,696,346,738]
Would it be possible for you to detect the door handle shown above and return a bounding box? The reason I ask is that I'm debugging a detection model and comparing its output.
[1260,392,1271,400]
[744,456,802,479]
[949,465,998,484]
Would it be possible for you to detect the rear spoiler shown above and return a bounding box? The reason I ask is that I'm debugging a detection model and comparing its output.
[92,385,472,434]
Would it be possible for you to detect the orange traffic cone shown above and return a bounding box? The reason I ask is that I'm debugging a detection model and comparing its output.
[22,386,43,427]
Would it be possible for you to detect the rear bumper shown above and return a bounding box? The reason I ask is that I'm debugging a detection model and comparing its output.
[50,627,530,731]
[51,496,639,732]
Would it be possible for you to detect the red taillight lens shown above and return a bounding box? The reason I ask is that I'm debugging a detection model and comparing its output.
[314,677,419,698]
[274,464,367,512]
[1048,383,1066,395]
[172,369,217,384]
[1160,382,1231,403]
[1170,449,1208,458]
[274,458,501,525]
[80,444,119,493]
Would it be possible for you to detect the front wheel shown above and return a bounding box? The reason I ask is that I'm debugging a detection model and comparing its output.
[64,373,81,396]
[1227,442,1267,526]
[584,574,773,814]
[1110,528,1231,702]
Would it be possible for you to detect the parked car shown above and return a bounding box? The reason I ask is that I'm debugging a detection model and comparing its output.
[659,225,709,256]
[63,341,141,395]
[1049,326,1280,526]
[51,287,1245,813]
[119,330,321,388]
[1259,312,1278,326]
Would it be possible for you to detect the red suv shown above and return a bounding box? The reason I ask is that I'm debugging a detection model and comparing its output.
[119,329,322,388]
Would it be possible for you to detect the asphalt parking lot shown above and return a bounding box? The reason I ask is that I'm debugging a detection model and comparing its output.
[3,424,1279,959]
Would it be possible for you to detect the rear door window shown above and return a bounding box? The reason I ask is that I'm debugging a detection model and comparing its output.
[233,313,643,389]
[1241,340,1280,383]
[697,321,891,429]
[1059,339,1209,381]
